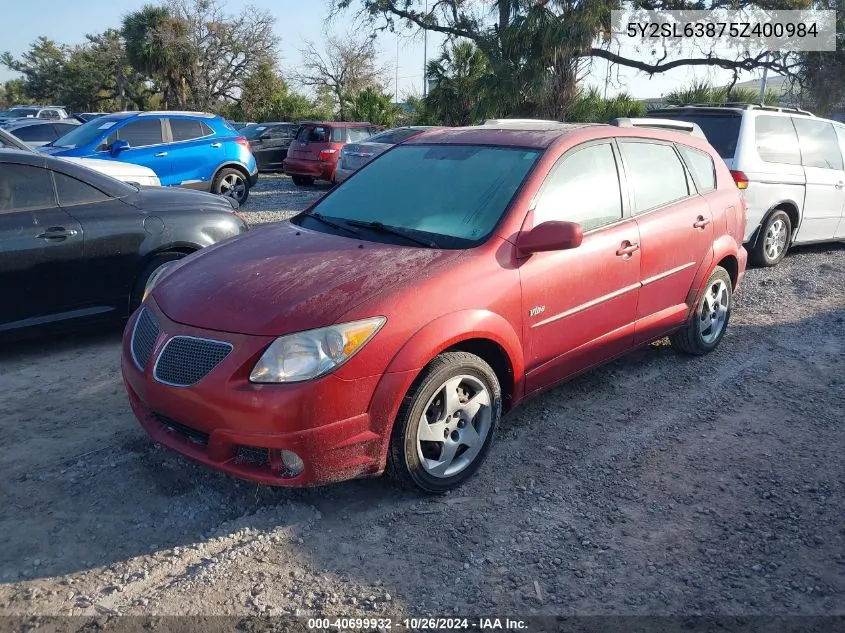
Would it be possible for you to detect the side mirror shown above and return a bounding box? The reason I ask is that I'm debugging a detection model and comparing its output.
[110,139,130,157]
[517,220,583,255]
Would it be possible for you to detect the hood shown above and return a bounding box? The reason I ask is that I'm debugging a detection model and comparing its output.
[130,186,236,212]
[153,221,464,336]
[37,144,67,155]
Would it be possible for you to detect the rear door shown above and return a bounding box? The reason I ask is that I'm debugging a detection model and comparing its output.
[791,117,845,243]
[165,117,218,187]
[617,139,714,344]
[252,124,296,170]
[0,163,83,330]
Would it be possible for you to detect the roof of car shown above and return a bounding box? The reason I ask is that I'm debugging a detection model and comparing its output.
[406,122,597,149]
[297,121,374,127]
[4,118,79,129]
[0,148,48,164]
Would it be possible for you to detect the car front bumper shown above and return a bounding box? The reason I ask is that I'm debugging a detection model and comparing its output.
[120,301,410,486]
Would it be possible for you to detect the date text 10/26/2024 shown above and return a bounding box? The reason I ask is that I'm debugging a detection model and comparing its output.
[308,617,528,630]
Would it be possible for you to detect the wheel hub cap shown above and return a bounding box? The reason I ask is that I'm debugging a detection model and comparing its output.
[698,279,730,344]
[221,174,246,201]
[764,218,787,261]
[416,375,492,479]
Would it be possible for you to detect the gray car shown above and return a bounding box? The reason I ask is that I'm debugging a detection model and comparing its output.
[1,118,81,149]
[0,105,71,124]
[335,126,439,183]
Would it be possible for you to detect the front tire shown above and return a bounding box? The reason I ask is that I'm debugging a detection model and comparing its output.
[388,352,501,494]
[750,209,791,267]
[213,168,250,205]
[670,266,732,356]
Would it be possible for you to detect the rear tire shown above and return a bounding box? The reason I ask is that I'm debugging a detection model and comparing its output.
[130,252,187,313]
[291,175,314,187]
[213,168,250,205]
[388,352,501,494]
[670,266,732,356]
[750,209,791,267]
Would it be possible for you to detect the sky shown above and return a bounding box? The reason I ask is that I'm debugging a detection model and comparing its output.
[0,0,765,101]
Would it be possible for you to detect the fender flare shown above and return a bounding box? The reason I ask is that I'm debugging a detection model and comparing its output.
[747,199,801,249]
[685,236,742,315]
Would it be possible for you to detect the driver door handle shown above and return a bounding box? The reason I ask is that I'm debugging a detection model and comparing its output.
[616,241,640,257]
[694,216,712,229]
[210,142,222,148]
[37,227,78,240]
[155,152,168,157]
[836,181,844,190]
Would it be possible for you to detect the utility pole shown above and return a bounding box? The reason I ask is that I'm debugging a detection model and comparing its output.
[422,0,428,98]
[759,52,770,104]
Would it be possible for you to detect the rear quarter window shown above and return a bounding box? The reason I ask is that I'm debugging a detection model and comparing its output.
[648,112,741,160]
[754,115,801,165]
[677,145,716,192]
[792,117,843,170]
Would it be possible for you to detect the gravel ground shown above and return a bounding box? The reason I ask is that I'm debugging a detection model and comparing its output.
[0,177,843,622]
[238,173,329,225]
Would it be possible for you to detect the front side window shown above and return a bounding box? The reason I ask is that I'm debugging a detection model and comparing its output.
[678,145,716,192]
[0,164,55,212]
[54,172,111,206]
[619,141,689,213]
[755,115,801,165]
[533,143,623,231]
[296,144,541,246]
[115,119,164,148]
[792,117,844,170]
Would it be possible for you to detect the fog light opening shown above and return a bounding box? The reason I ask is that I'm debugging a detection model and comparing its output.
[272,449,304,478]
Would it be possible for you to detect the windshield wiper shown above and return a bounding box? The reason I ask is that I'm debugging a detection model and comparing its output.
[344,220,437,248]
[304,212,361,237]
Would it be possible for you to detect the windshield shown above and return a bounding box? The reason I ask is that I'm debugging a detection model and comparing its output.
[7,108,38,118]
[296,144,541,247]
[50,117,117,148]
[240,124,268,140]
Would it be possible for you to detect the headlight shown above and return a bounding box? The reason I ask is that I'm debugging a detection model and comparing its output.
[249,317,386,383]
[142,261,179,302]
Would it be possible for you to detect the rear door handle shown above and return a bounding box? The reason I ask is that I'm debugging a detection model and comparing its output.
[37,227,78,240]
[836,181,844,190]
[616,241,640,257]
[210,142,222,148]
[155,152,168,157]
[693,216,712,229]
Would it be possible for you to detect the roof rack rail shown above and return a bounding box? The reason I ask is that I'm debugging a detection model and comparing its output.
[479,118,562,125]
[656,103,815,116]
[610,117,706,138]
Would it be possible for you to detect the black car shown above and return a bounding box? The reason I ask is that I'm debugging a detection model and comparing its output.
[240,122,299,172]
[0,149,249,338]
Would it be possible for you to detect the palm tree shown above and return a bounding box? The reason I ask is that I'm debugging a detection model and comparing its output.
[346,88,397,127]
[122,5,191,108]
[665,80,779,107]
[425,41,492,126]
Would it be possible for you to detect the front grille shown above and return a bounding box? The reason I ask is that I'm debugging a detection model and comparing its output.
[131,308,160,370]
[152,413,209,445]
[153,336,232,387]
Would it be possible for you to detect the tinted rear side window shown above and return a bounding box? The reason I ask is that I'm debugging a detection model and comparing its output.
[792,117,843,170]
[12,125,55,142]
[347,127,372,142]
[619,142,689,213]
[649,112,740,159]
[0,164,55,211]
[330,127,347,142]
[170,118,208,142]
[298,126,328,142]
[755,115,801,165]
[678,145,716,192]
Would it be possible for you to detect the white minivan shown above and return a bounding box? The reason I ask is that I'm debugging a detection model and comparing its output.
[647,104,845,266]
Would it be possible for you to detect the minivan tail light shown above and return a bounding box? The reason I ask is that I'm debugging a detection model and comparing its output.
[730,170,749,190]
[319,149,337,161]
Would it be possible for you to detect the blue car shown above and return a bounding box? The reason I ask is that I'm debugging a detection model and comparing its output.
[39,111,258,204]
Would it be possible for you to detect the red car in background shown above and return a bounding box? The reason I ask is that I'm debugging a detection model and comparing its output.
[123,119,747,494]
[283,121,382,186]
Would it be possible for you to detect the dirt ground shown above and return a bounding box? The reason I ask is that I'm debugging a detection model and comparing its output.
[0,189,843,620]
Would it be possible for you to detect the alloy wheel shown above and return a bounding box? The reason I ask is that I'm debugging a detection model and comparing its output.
[220,173,246,202]
[698,279,730,344]
[764,218,788,262]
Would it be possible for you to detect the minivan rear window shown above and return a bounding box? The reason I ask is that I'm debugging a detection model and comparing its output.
[648,112,741,159]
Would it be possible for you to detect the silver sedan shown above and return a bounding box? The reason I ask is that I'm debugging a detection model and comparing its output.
[335,126,439,183]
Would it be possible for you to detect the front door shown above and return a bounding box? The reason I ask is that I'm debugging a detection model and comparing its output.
[0,163,83,331]
[105,118,173,185]
[519,141,641,395]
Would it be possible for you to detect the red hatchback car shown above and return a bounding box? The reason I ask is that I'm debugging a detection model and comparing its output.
[283,121,381,186]
[122,119,747,493]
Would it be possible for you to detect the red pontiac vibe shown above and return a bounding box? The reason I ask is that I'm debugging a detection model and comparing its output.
[122,120,748,493]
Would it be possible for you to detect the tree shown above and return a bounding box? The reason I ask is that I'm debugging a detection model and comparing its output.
[1,37,68,104]
[345,87,398,126]
[236,58,326,122]
[799,0,845,116]
[294,34,386,120]
[331,0,807,118]
[663,79,779,108]
[565,87,645,122]
[1,80,29,108]
[425,40,491,125]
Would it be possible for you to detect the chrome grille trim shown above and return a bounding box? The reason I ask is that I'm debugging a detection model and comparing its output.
[130,308,160,370]
[152,335,233,387]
